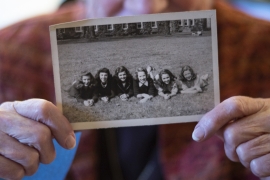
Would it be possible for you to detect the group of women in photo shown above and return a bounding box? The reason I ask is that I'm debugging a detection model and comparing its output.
[67,65,208,106]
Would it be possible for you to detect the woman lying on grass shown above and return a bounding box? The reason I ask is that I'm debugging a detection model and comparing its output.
[154,69,178,100]
[95,68,115,102]
[179,65,208,94]
[113,66,133,101]
[68,72,97,106]
[133,67,155,103]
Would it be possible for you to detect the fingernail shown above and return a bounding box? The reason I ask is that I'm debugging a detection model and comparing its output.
[65,134,76,149]
[192,126,205,142]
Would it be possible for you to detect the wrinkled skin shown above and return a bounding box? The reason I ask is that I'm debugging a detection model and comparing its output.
[193,96,270,179]
[0,99,75,179]
[2,0,269,179]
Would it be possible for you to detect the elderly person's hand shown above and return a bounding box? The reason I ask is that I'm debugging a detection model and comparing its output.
[192,96,270,179]
[86,0,213,18]
[0,99,75,180]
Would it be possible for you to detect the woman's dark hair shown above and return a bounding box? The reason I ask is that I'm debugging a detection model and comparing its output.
[157,69,176,86]
[114,66,132,82]
[134,67,147,81]
[179,65,197,82]
[95,68,112,83]
[80,72,96,85]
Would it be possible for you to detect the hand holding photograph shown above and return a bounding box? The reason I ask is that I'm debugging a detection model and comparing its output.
[49,10,219,130]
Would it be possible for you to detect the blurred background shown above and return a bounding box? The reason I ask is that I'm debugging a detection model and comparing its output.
[0,0,63,29]
[228,0,270,21]
[0,0,269,30]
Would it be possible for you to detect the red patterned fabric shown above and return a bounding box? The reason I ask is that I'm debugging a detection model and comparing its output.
[159,1,270,180]
[0,2,98,180]
[1,0,270,179]
[0,2,85,103]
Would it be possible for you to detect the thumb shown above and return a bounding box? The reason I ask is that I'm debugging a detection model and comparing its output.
[13,99,76,149]
[192,96,265,142]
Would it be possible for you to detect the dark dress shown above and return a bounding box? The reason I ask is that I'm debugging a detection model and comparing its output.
[113,77,134,97]
[133,78,156,97]
[96,80,115,100]
[68,82,98,103]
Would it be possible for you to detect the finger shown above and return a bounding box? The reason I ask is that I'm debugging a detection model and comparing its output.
[0,131,39,176]
[12,99,76,149]
[0,156,25,180]
[223,141,240,162]
[217,108,270,162]
[192,96,266,142]
[236,134,270,168]
[250,153,270,178]
[0,107,56,164]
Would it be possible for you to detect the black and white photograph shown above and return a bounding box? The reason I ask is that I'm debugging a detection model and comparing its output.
[50,11,219,130]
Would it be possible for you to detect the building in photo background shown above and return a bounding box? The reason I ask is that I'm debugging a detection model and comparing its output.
[56,18,211,40]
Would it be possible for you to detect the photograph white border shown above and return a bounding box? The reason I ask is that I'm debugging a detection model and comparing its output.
[50,10,219,130]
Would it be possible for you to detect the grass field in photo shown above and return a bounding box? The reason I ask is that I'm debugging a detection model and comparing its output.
[57,33,215,123]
